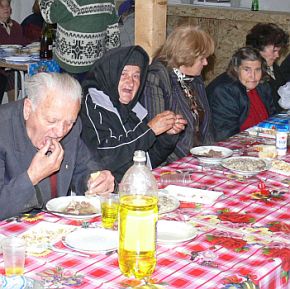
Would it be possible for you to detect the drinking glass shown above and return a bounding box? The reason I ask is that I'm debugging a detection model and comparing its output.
[2,237,26,276]
[100,193,119,229]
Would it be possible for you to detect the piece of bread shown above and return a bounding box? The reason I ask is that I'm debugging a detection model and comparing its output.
[90,171,100,179]
[253,145,277,159]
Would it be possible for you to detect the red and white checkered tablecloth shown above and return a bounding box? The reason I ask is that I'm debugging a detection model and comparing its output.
[0,133,289,289]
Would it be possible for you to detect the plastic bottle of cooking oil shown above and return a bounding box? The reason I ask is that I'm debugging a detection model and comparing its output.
[118,150,158,280]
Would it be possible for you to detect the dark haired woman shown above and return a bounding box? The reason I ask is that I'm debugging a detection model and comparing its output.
[207,47,276,141]
[246,23,289,112]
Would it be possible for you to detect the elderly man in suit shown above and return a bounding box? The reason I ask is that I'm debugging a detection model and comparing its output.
[0,72,114,220]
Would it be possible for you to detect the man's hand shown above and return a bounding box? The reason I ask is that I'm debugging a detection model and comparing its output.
[27,139,64,185]
[86,170,115,197]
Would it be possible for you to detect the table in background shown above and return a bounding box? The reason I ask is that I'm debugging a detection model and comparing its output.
[0,131,289,289]
[0,58,60,100]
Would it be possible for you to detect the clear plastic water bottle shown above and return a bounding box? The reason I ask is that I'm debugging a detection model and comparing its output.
[118,150,158,280]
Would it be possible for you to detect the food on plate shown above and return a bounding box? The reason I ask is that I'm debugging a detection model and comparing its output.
[224,158,266,172]
[20,222,76,253]
[271,160,290,173]
[197,149,223,158]
[253,145,277,158]
[63,200,98,215]
[158,194,179,214]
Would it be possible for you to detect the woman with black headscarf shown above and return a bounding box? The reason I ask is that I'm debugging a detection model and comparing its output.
[81,46,187,182]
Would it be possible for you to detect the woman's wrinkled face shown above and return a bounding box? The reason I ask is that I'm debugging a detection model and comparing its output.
[0,0,11,22]
[238,60,262,91]
[179,55,208,76]
[118,65,141,104]
[260,45,281,67]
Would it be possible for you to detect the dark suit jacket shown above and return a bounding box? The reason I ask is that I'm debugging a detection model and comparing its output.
[0,99,102,220]
[280,54,290,82]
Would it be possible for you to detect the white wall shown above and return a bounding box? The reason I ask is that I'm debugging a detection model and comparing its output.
[11,0,35,23]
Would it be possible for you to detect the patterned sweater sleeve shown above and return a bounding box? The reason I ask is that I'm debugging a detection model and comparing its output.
[39,0,70,24]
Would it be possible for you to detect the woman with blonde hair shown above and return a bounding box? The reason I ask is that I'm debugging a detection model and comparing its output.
[140,24,215,163]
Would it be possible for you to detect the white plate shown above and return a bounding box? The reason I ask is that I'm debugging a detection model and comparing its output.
[0,44,22,48]
[4,56,32,62]
[222,156,270,177]
[46,196,101,220]
[157,220,197,244]
[19,221,77,254]
[63,228,118,253]
[164,185,223,205]
[190,146,233,164]
[158,191,180,214]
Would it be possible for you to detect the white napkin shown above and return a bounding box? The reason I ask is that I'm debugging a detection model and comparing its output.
[164,185,223,205]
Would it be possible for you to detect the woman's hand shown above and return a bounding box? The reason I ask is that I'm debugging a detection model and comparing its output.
[147,111,177,135]
[166,114,187,135]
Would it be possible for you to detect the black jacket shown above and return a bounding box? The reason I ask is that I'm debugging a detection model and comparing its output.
[267,63,287,113]
[280,54,290,82]
[81,46,178,182]
[207,73,276,141]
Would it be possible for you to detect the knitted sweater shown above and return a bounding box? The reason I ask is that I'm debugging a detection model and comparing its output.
[39,0,120,73]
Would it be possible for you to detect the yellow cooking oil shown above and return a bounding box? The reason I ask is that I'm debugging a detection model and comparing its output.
[118,194,158,279]
[5,266,24,276]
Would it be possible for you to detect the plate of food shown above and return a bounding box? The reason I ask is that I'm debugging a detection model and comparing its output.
[46,196,101,220]
[19,221,76,254]
[222,156,270,177]
[157,220,197,244]
[158,191,180,214]
[190,146,233,164]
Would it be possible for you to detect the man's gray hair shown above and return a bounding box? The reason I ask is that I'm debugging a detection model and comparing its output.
[25,72,82,110]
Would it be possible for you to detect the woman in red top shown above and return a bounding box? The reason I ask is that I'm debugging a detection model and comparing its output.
[207,47,276,141]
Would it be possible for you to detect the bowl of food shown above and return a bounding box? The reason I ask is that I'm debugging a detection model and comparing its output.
[190,145,233,164]
[46,196,101,220]
[221,156,270,177]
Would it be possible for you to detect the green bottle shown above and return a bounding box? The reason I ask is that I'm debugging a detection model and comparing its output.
[251,0,259,11]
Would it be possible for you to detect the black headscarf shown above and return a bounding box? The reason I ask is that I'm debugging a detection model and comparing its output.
[82,45,149,122]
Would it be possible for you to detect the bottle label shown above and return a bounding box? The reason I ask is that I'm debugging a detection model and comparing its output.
[124,212,156,251]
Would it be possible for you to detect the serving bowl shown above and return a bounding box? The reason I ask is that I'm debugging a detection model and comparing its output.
[190,145,233,164]
[221,156,270,177]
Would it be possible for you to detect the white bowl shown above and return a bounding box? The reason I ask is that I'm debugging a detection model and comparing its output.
[190,145,233,164]
[222,156,270,177]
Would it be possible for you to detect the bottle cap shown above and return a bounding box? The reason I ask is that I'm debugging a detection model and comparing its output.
[133,150,146,162]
